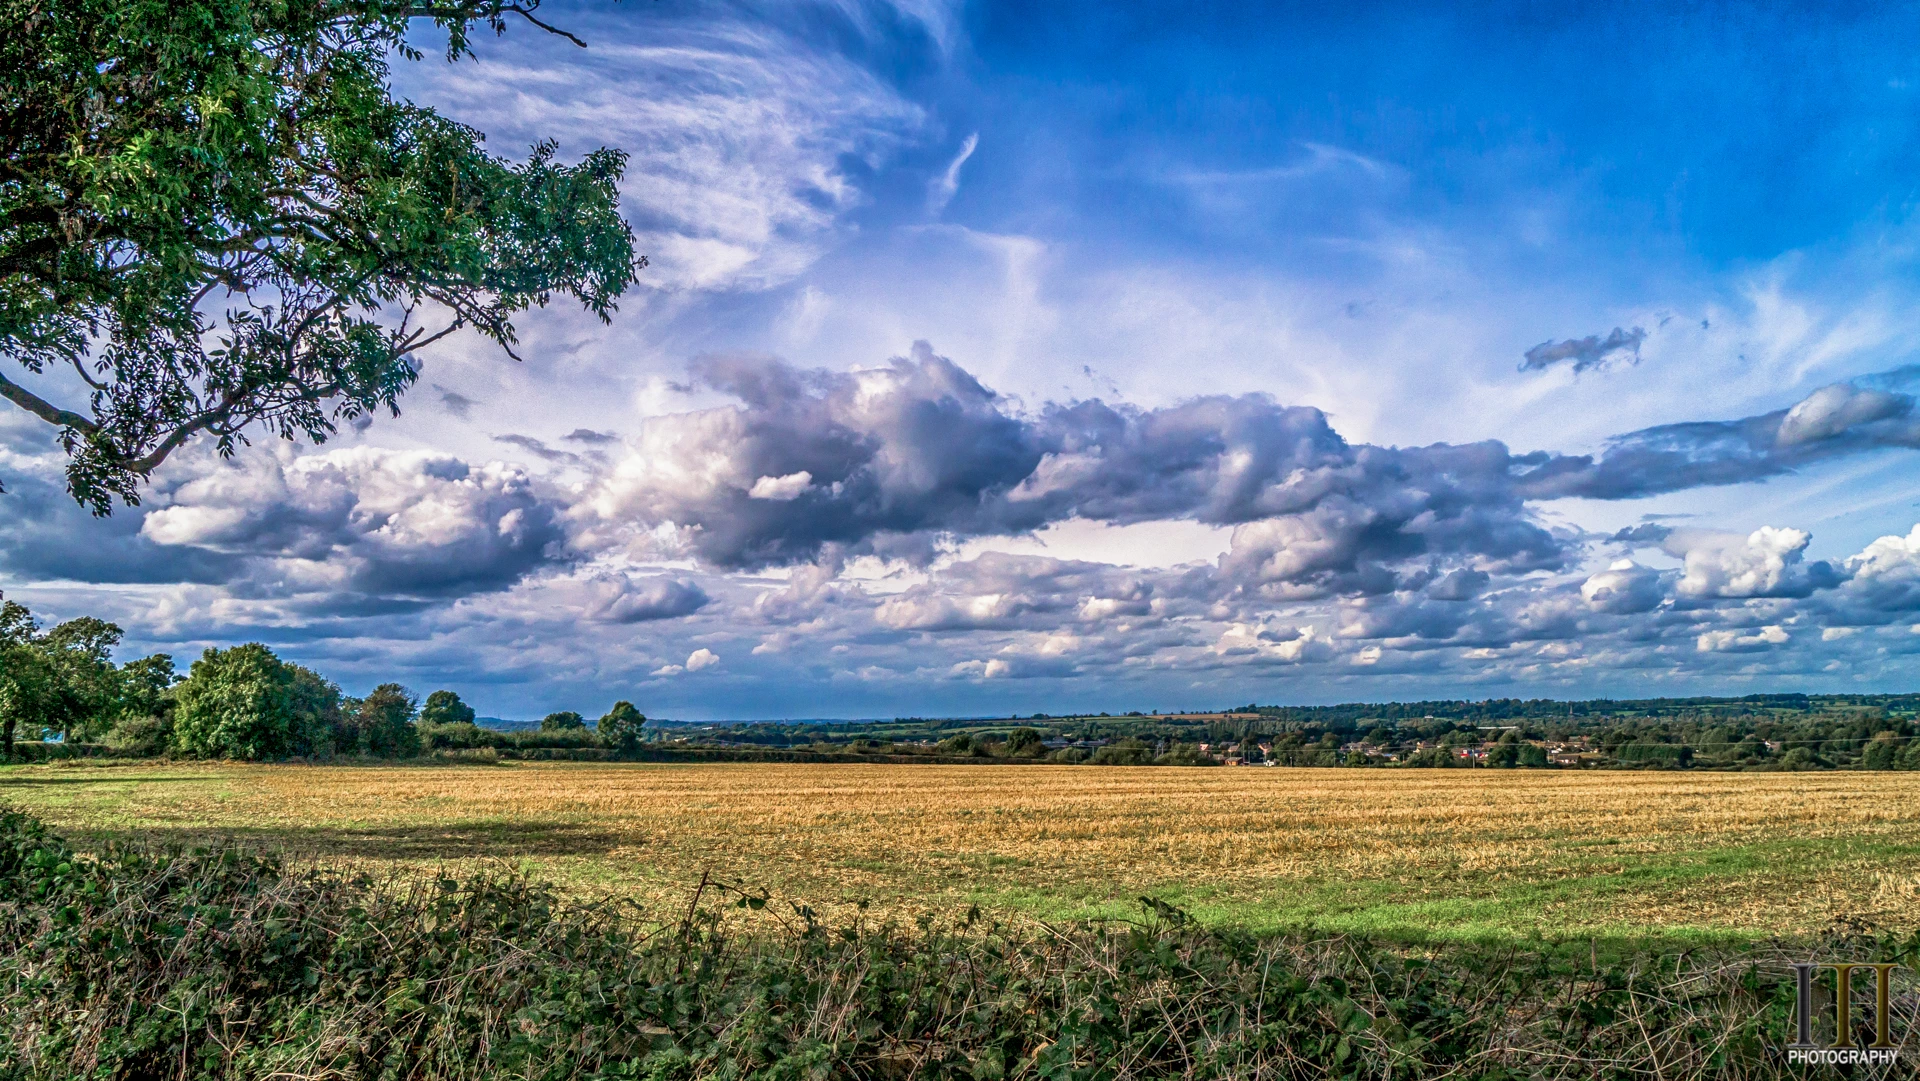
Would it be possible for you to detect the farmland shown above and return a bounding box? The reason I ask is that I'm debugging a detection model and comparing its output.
[6,760,1918,944]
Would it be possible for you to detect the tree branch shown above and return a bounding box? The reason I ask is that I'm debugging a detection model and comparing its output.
[0,371,97,432]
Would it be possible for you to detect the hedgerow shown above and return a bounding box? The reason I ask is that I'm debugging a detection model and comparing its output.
[0,807,1902,1079]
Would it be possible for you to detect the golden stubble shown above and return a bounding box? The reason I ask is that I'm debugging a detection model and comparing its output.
[9,762,1919,937]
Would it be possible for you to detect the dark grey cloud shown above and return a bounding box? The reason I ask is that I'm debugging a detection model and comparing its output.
[493,434,583,464]
[434,385,480,419]
[1519,381,1920,501]
[590,576,710,623]
[0,468,233,585]
[1520,326,1646,374]
[563,429,619,445]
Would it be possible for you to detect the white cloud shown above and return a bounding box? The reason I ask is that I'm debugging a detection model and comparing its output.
[1696,625,1789,653]
[1669,527,1832,599]
[748,471,814,500]
[406,13,931,293]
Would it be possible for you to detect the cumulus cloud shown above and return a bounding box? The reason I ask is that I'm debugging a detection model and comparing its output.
[1697,625,1790,652]
[1520,326,1647,374]
[748,471,814,500]
[655,647,721,677]
[572,351,1920,639]
[587,576,711,623]
[140,448,568,598]
[586,344,1575,590]
[1666,527,1840,600]
[1580,559,1665,613]
[20,340,1920,709]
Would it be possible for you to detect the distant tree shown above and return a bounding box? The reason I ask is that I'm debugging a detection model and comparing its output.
[1004,727,1045,756]
[1516,743,1550,768]
[935,733,976,756]
[1089,738,1152,766]
[1863,733,1900,771]
[1154,742,1216,767]
[597,701,644,754]
[0,0,642,511]
[171,644,298,760]
[354,684,419,758]
[420,690,477,728]
[541,710,586,732]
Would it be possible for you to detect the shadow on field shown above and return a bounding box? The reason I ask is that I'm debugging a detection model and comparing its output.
[0,776,212,787]
[58,822,635,862]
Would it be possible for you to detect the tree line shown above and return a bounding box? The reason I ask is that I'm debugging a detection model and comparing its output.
[0,596,644,761]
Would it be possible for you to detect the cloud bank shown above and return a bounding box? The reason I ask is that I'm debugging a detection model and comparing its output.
[10,345,1920,715]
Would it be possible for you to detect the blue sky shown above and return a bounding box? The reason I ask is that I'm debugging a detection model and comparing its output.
[10,0,1920,718]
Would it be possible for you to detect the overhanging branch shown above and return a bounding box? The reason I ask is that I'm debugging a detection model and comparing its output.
[0,371,96,432]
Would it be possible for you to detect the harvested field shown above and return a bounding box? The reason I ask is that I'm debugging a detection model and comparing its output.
[4,760,1917,943]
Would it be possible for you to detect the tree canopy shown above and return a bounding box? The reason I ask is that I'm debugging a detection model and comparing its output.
[420,689,476,727]
[540,710,585,732]
[596,701,643,752]
[0,595,176,755]
[0,0,641,511]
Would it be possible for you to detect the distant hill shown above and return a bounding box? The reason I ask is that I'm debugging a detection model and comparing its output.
[475,716,540,732]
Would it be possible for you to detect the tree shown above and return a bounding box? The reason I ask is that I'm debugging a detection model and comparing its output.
[171,644,298,759]
[117,653,178,721]
[1,0,641,511]
[1004,727,1045,756]
[105,652,179,755]
[1089,738,1152,766]
[0,599,54,757]
[540,710,585,732]
[0,598,136,752]
[597,701,644,754]
[354,683,419,758]
[420,690,477,728]
[40,615,123,741]
[286,663,346,756]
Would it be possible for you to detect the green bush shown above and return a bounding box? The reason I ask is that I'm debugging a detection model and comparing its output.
[419,720,496,751]
[101,714,171,757]
[506,726,604,751]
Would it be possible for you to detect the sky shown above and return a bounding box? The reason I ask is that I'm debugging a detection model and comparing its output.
[10,0,1920,719]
